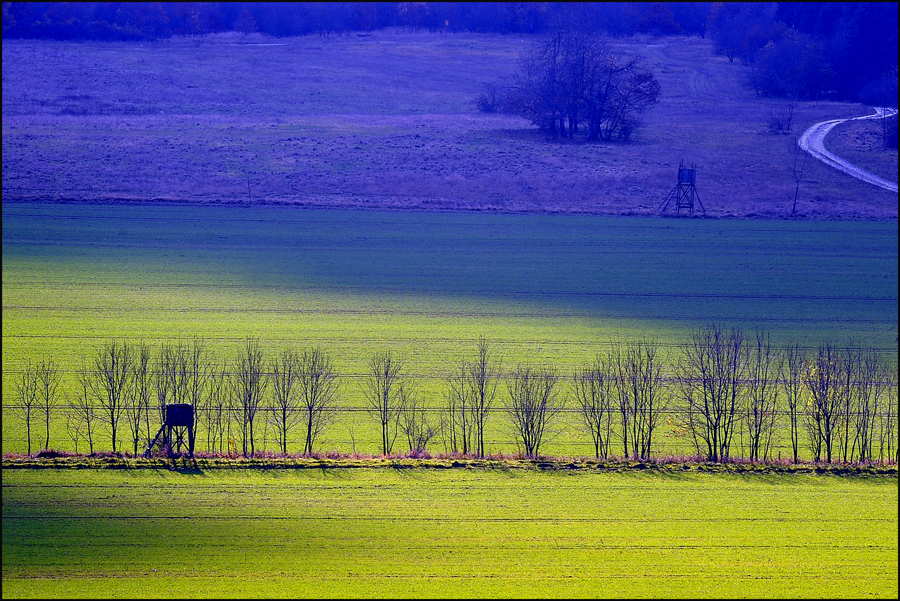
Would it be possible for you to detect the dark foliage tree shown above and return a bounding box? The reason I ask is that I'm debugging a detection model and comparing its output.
[780,2,899,103]
[708,2,784,64]
[750,28,832,100]
[234,8,257,36]
[636,3,683,37]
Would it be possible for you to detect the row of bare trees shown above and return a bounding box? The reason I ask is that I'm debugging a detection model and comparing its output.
[10,328,898,463]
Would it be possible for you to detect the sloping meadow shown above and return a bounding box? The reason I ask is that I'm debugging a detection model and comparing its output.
[2,32,896,218]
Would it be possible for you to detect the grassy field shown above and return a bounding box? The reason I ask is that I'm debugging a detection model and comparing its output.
[2,465,897,598]
[2,31,896,219]
[3,203,897,458]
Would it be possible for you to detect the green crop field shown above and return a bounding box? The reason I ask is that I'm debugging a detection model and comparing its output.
[2,203,897,458]
[2,466,897,598]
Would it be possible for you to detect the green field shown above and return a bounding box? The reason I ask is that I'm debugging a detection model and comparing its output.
[1,466,896,598]
[2,203,897,458]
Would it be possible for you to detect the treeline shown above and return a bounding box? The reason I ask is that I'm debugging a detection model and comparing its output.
[0,2,711,40]
[10,326,898,465]
[711,2,898,106]
[3,3,897,105]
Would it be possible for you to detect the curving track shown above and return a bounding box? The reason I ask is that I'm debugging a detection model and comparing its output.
[798,107,898,193]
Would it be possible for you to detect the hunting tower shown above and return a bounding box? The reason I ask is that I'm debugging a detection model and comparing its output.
[143,403,195,458]
[658,161,705,215]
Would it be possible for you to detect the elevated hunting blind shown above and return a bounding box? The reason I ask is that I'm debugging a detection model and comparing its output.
[142,403,195,458]
[659,160,705,215]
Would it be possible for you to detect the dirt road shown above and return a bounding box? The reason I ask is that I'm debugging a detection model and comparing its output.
[798,107,898,193]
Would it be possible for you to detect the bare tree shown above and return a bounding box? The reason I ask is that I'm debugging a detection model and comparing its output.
[802,341,842,463]
[64,409,84,454]
[467,336,502,458]
[849,347,889,463]
[506,28,659,141]
[13,361,40,455]
[149,339,194,453]
[363,350,404,456]
[445,361,474,455]
[398,381,440,455]
[124,342,152,456]
[68,361,99,454]
[234,337,267,457]
[506,364,565,458]
[677,325,746,463]
[788,136,807,216]
[34,357,60,452]
[744,330,779,462]
[612,343,633,459]
[153,341,173,433]
[298,347,340,455]
[573,354,614,459]
[206,360,231,454]
[166,340,191,407]
[878,373,897,463]
[269,348,301,455]
[768,100,795,134]
[614,338,667,460]
[90,340,131,453]
[779,343,806,463]
[836,344,858,463]
[186,336,210,449]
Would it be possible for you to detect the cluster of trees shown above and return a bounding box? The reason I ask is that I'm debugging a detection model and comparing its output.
[0,3,712,41]
[4,3,896,105]
[493,28,661,141]
[709,3,898,106]
[11,327,898,465]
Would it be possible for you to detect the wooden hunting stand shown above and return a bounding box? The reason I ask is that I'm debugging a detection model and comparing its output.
[658,161,705,215]
[143,403,195,458]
